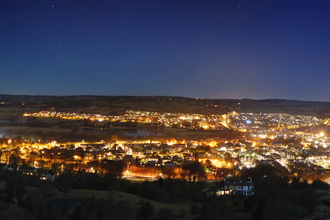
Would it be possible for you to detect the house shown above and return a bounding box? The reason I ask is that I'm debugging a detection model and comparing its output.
[3,163,18,171]
[85,153,94,160]
[38,170,56,181]
[147,156,162,166]
[216,177,254,196]
[18,164,36,176]
[123,155,133,163]
[164,161,177,167]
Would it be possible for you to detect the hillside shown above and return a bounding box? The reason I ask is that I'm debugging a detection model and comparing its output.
[1,95,329,118]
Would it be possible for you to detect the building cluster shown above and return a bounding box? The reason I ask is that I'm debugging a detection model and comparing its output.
[229,112,323,132]
[24,110,325,132]
[23,111,120,121]
[8,110,330,189]
[216,177,254,196]
[24,110,228,130]
[0,125,329,182]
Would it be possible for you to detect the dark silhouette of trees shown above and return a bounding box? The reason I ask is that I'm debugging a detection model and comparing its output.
[100,159,125,177]
[162,167,176,180]
[9,154,22,165]
[254,196,299,220]
[312,178,329,190]
[54,170,73,193]
[5,171,26,203]
[240,164,276,183]
[182,161,206,182]
[251,175,320,220]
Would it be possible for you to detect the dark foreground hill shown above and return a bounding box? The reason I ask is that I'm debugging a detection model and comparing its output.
[0,94,330,118]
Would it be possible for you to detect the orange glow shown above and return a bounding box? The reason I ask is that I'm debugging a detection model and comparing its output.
[209,141,217,147]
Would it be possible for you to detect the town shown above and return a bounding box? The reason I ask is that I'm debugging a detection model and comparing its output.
[9,110,329,184]
[0,98,329,219]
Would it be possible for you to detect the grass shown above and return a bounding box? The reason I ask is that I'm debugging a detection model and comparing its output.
[0,180,6,189]
[50,188,198,219]
[0,201,34,220]
[0,177,253,219]
[0,178,197,219]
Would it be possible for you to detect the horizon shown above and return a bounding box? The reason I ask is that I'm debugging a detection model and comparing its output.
[1,93,330,103]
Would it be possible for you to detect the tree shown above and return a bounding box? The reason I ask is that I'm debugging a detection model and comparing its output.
[240,164,276,183]
[252,175,301,220]
[55,170,72,193]
[101,160,125,177]
[253,197,299,220]
[5,172,26,203]
[224,152,233,163]
[182,161,206,182]
[9,154,21,165]
[312,178,329,190]
[162,167,176,180]
[298,188,320,216]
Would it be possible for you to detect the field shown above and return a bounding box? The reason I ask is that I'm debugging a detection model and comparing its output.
[51,188,199,219]
[0,178,201,219]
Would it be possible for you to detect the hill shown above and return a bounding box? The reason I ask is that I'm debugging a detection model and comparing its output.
[0,95,329,118]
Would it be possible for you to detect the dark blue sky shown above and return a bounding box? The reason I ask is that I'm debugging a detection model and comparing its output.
[1,0,330,101]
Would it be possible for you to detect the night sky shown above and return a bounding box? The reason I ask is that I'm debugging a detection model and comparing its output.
[1,0,330,101]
